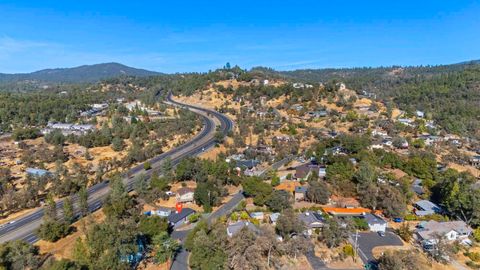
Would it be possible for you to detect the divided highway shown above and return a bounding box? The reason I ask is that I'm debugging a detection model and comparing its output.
[0,93,233,244]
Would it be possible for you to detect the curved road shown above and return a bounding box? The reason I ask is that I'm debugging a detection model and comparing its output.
[0,92,233,244]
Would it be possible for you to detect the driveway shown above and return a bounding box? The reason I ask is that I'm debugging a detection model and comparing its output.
[350,231,403,265]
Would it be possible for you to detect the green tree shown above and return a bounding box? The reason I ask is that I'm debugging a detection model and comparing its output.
[78,187,89,217]
[266,190,291,212]
[306,180,330,204]
[0,240,41,270]
[112,137,125,152]
[139,215,168,241]
[152,232,180,264]
[63,196,74,224]
[320,218,350,248]
[103,176,133,220]
[275,209,305,238]
[242,177,272,206]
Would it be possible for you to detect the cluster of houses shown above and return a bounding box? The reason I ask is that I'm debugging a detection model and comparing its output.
[125,100,162,116]
[80,103,109,117]
[41,122,96,136]
[226,207,388,239]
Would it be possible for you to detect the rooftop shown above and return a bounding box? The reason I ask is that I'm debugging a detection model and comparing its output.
[275,181,301,193]
[417,220,472,240]
[295,186,308,194]
[322,207,381,216]
[227,221,260,236]
[298,211,325,228]
[363,213,387,225]
[177,187,195,196]
[415,200,442,212]
[167,208,195,224]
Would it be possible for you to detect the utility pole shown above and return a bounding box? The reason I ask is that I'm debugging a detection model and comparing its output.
[353,229,359,263]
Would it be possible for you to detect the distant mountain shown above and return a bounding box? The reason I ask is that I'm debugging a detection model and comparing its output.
[0,63,161,83]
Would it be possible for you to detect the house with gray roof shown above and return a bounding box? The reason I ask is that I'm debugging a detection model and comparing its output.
[294,186,308,201]
[167,208,195,228]
[414,200,443,216]
[412,179,424,195]
[298,211,325,236]
[26,168,51,178]
[416,220,472,248]
[227,221,260,237]
[295,163,323,181]
[269,213,280,224]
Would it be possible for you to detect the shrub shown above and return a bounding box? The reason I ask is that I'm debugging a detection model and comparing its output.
[188,213,201,223]
[144,161,152,170]
[404,214,417,221]
[466,252,480,262]
[343,244,354,257]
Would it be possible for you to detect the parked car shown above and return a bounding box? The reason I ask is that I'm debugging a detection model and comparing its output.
[378,231,385,237]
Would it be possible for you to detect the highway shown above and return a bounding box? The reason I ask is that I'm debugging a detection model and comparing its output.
[0,92,233,244]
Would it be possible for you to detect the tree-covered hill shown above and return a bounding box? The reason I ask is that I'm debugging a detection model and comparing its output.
[0,62,161,84]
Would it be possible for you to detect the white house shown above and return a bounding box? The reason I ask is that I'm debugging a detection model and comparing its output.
[416,110,425,118]
[363,213,387,232]
[176,187,195,203]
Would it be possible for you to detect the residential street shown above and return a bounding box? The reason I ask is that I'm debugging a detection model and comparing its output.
[170,192,245,270]
[350,231,403,265]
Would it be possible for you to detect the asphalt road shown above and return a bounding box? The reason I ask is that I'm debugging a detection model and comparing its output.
[170,192,245,270]
[0,93,233,244]
[351,231,403,265]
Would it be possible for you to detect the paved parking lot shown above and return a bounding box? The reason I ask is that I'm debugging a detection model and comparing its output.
[351,231,403,264]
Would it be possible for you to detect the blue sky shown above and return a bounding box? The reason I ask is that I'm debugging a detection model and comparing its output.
[1,0,479,73]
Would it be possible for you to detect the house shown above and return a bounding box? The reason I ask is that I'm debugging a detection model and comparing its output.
[330,195,360,208]
[26,168,51,177]
[274,135,294,142]
[414,200,443,216]
[294,163,323,181]
[382,139,393,147]
[167,208,196,228]
[227,221,260,237]
[398,118,414,126]
[269,213,280,224]
[363,213,387,232]
[308,110,328,118]
[325,146,345,156]
[412,179,425,195]
[318,167,326,178]
[233,159,260,174]
[145,207,172,217]
[42,122,96,136]
[293,83,305,89]
[416,220,472,248]
[416,110,425,118]
[294,186,308,201]
[275,181,301,194]
[322,207,380,217]
[290,104,304,112]
[298,211,325,235]
[176,187,195,203]
[372,129,388,138]
[249,212,264,220]
[471,155,480,168]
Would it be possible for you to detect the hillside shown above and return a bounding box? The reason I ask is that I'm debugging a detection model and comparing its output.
[271,61,480,139]
[0,62,161,83]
